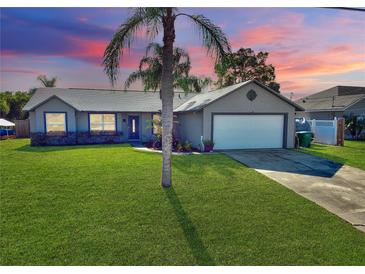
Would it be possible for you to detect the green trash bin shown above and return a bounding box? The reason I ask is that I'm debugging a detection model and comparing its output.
[297,131,313,148]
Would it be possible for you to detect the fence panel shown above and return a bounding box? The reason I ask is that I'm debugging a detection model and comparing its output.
[15,119,30,138]
[308,118,344,146]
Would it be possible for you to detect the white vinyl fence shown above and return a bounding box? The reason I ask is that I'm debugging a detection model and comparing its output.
[308,119,337,145]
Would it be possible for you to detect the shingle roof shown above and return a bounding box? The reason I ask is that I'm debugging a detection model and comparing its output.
[23,88,196,112]
[23,80,304,113]
[174,80,304,112]
[295,86,365,112]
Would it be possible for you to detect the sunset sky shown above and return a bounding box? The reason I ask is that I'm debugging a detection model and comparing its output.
[1,7,364,99]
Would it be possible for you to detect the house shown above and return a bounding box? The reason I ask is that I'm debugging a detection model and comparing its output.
[295,86,365,120]
[23,80,303,149]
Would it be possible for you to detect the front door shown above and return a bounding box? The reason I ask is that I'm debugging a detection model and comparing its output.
[128,115,140,140]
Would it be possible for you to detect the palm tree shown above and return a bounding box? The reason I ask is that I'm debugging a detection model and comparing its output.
[103,8,230,187]
[125,42,212,93]
[37,75,57,87]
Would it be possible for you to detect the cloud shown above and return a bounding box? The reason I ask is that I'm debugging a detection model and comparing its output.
[233,25,295,47]
[66,36,144,69]
[1,7,364,95]
[270,44,365,79]
[1,68,44,75]
[0,9,148,70]
[229,9,365,95]
[186,46,216,77]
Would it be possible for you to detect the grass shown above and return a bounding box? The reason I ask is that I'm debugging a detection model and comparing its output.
[300,140,365,171]
[1,139,365,265]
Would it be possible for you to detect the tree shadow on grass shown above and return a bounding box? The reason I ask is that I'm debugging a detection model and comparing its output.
[164,187,216,266]
[15,143,131,153]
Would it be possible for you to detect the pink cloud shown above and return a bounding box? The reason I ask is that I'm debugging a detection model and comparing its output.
[1,50,17,57]
[229,10,365,96]
[270,44,365,79]
[233,25,295,47]
[186,46,216,77]
[1,68,44,75]
[63,36,143,69]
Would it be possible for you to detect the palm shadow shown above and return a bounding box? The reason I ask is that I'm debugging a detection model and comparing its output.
[164,187,215,266]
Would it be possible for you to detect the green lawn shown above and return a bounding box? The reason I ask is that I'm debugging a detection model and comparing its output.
[300,140,365,171]
[1,139,365,265]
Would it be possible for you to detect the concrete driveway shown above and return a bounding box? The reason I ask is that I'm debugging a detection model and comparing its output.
[223,149,365,232]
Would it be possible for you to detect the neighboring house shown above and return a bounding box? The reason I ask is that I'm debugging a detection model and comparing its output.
[23,80,303,149]
[295,86,365,120]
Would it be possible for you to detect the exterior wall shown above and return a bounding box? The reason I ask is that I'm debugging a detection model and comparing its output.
[295,111,310,119]
[75,112,89,132]
[345,98,365,116]
[202,82,297,148]
[306,111,344,120]
[176,111,203,148]
[30,104,155,145]
[29,111,36,132]
[31,97,76,133]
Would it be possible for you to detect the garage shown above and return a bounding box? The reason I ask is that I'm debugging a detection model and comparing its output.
[213,114,285,149]
[174,80,304,149]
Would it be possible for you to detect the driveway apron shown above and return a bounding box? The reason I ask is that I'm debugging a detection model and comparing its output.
[223,149,365,232]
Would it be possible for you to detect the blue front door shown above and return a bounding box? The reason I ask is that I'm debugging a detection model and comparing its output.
[128,116,140,140]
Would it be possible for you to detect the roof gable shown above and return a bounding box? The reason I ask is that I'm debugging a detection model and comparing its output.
[24,94,79,111]
[174,80,304,112]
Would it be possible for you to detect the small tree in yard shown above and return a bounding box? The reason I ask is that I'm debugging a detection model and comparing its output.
[103,8,230,187]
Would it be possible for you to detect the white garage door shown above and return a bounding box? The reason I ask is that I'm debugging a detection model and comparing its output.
[213,114,284,149]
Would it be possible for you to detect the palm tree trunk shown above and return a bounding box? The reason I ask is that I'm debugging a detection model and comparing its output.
[161,8,175,188]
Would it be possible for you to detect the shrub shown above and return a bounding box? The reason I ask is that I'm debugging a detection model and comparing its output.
[203,139,215,152]
[151,134,162,150]
[176,142,184,152]
[183,141,192,152]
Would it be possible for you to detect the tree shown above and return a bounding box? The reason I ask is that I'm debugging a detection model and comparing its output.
[345,115,365,140]
[125,42,212,93]
[214,48,280,92]
[0,92,11,117]
[37,75,58,87]
[103,8,230,187]
[0,91,31,120]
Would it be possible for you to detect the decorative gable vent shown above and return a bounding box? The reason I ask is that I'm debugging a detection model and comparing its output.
[246,89,257,101]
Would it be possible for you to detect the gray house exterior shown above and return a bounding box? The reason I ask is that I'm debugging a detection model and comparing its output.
[295,86,365,120]
[23,80,303,149]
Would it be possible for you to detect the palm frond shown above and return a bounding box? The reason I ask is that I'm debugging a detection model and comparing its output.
[175,75,212,93]
[177,13,231,63]
[103,8,164,86]
[134,8,163,41]
[124,70,146,89]
[145,42,163,58]
[174,61,191,77]
[37,75,57,87]
[103,14,145,86]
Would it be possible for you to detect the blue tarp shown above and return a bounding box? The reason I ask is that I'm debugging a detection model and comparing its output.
[0,129,15,136]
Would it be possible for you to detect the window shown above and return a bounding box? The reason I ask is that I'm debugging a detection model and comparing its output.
[45,113,66,135]
[152,114,161,135]
[89,113,116,134]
